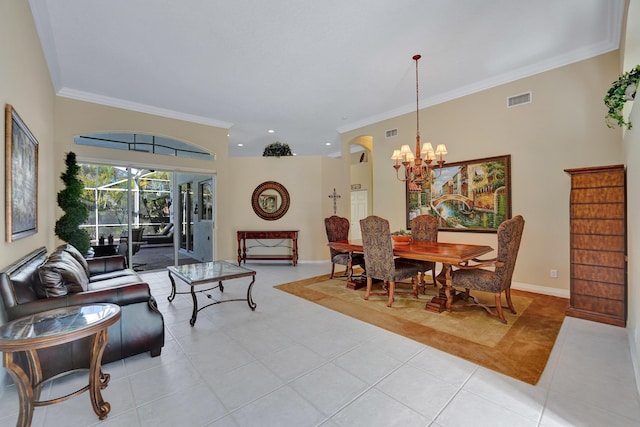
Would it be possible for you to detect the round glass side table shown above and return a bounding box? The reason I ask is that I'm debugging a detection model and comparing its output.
[0,303,121,427]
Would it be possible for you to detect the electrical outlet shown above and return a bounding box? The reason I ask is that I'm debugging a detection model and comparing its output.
[550,269,558,278]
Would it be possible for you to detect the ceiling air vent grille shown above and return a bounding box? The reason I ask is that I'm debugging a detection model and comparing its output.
[385,128,398,138]
[507,92,532,108]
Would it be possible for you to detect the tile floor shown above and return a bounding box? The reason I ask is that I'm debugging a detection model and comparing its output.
[1,261,639,426]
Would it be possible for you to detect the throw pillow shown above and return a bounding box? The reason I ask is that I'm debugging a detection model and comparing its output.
[57,243,91,277]
[38,250,90,296]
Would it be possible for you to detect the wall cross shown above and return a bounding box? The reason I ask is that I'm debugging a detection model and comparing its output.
[328,188,341,215]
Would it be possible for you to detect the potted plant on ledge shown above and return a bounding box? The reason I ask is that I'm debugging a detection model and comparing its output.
[604,64,639,130]
[262,141,293,157]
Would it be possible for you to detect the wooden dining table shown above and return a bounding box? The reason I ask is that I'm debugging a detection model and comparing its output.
[328,239,493,312]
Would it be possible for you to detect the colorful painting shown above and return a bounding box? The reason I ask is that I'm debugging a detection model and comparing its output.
[5,104,39,241]
[406,155,511,232]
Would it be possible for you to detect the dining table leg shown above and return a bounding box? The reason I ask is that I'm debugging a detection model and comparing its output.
[345,251,366,290]
[425,263,456,312]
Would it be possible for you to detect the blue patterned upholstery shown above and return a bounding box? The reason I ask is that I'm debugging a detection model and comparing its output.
[360,216,420,307]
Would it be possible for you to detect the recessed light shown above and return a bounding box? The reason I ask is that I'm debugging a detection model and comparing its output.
[237,143,244,147]
[325,142,332,146]
[268,129,275,134]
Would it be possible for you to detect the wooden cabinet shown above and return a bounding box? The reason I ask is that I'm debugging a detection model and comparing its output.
[565,165,626,327]
[237,230,299,266]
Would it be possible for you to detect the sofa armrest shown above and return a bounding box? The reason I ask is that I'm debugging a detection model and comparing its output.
[87,255,127,275]
[6,282,153,321]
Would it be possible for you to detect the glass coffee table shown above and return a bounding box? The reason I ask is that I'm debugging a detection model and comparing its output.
[167,261,256,326]
[0,303,121,427]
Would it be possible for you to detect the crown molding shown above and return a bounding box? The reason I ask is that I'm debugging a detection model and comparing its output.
[56,88,233,129]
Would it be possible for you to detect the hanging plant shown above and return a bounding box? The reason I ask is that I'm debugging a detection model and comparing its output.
[604,64,640,129]
[262,141,293,157]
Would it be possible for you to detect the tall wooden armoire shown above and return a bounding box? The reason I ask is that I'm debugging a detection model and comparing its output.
[565,165,627,327]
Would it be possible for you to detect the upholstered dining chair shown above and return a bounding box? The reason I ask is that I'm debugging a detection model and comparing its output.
[445,215,525,323]
[360,215,421,307]
[324,215,365,279]
[410,214,439,293]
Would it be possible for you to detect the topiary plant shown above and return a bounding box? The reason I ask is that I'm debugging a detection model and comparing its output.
[262,141,293,157]
[604,64,639,129]
[54,152,91,254]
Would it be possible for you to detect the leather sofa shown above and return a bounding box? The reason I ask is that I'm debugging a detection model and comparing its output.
[0,245,164,380]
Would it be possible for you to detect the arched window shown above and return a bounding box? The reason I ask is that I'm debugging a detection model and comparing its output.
[74,133,213,160]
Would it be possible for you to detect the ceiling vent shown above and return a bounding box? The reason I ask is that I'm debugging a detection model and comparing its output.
[385,128,398,138]
[507,92,532,108]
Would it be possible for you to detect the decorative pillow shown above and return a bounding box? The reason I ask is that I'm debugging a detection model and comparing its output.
[57,243,90,277]
[37,264,69,298]
[37,250,89,297]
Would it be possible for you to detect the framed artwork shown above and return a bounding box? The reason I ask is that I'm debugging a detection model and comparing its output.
[5,104,38,242]
[406,154,511,232]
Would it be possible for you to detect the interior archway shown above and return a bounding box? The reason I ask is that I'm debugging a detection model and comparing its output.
[348,136,373,239]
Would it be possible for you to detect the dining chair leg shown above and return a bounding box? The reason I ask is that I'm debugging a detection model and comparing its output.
[330,263,336,279]
[494,294,507,324]
[364,276,373,300]
[387,281,395,307]
[504,288,517,314]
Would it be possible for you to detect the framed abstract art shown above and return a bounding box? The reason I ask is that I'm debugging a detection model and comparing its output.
[5,104,38,241]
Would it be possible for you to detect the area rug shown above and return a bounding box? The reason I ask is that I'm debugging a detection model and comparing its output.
[275,275,568,385]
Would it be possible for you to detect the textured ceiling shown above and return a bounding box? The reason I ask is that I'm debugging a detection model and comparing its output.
[29,0,625,157]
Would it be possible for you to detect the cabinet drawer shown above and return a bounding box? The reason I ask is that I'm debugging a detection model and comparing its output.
[571,234,625,251]
[571,279,625,300]
[572,249,625,268]
[570,187,624,204]
[571,294,625,318]
[572,264,625,285]
[570,203,625,219]
[571,219,624,235]
[571,170,624,188]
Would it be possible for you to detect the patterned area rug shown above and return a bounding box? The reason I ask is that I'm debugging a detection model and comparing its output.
[275,275,568,384]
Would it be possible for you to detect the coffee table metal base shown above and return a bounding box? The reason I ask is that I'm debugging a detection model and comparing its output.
[167,261,256,326]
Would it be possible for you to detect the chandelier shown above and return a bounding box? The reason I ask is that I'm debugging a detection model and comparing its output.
[392,54,447,189]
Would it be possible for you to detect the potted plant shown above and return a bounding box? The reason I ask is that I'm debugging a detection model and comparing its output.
[604,64,640,129]
[54,152,91,254]
[391,229,412,245]
[262,141,293,157]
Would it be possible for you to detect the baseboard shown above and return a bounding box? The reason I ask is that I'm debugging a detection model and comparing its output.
[511,281,570,298]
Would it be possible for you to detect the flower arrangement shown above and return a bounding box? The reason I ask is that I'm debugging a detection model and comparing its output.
[604,64,639,130]
[391,229,411,244]
[391,229,411,236]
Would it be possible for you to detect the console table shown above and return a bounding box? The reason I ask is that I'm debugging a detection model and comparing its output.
[237,230,299,266]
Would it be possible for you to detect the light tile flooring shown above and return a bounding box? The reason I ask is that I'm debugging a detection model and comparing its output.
[1,261,640,426]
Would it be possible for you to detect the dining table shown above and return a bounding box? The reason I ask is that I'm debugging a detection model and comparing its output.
[327,239,493,312]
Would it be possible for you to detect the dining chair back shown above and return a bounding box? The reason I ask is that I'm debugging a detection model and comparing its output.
[360,215,420,307]
[411,215,438,292]
[324,215,364,279]
[448,215,525,323]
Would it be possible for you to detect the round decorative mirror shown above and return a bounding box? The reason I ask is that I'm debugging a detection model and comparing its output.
[251,181,290,220]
